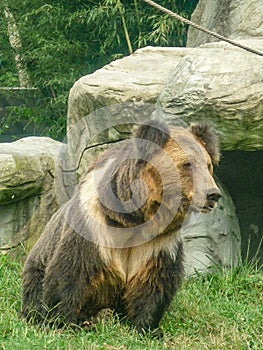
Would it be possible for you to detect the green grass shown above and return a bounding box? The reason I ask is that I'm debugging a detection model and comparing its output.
[0,254,262,350]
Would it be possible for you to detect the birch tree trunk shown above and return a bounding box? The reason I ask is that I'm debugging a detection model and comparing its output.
[3,5,30,87]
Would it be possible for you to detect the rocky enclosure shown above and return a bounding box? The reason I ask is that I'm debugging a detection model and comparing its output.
[1,0,262,270]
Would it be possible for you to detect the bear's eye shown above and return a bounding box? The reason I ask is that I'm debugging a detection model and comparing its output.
[182,162,192,169]
[208,163,213,173]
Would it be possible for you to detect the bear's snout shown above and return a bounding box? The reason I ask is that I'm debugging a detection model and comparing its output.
[206,188,221,202]
[204,187,221,211]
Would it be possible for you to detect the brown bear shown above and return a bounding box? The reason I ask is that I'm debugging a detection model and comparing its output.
[22,120,221,338]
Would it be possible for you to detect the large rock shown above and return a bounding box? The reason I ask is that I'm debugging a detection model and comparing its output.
[66,46,195,175]
[67,46,193,132]
[0,137,61,254]
[187,0,263,47]
[158,40,263,151]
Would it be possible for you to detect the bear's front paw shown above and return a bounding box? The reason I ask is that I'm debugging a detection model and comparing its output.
[136,326,164,339]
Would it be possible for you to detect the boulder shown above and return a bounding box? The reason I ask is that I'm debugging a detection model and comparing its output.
[187,0,263,47]
[66,46,195,175]
[0,137,61,254]
[67,46,194,131]
[158,40,263,151]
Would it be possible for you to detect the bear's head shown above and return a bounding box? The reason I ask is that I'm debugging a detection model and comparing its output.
[92,120,221,239]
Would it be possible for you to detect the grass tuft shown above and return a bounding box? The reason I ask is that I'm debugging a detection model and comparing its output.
[0,254,262,349]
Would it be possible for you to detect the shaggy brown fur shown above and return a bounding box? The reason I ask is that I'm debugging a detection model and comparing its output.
[22,120,221,338]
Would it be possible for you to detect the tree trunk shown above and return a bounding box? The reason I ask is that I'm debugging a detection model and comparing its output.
[3,5,30,87]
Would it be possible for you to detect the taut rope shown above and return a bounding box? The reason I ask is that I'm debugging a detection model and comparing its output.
[142,0,263,57]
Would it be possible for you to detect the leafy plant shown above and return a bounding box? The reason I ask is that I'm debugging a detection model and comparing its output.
[0,0,198,140]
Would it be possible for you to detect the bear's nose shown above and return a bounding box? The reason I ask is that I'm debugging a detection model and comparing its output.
[206,189,221,202]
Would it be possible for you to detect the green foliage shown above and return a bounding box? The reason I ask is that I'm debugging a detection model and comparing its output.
[0,104,66,140]
[0,27,19,86]
[0,0,198,140]
[0,254,263,349]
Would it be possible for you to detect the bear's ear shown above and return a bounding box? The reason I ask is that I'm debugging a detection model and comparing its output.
[190,122,220,165]
[133,119,170,149]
